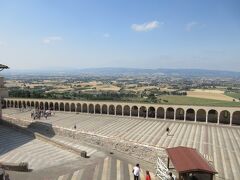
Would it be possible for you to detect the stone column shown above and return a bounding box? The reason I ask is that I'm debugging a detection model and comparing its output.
[184,111,186,122]
[230,113,233,126]
[195,113,197,122]
[173,110,176,120]
[155,111,157,119]
[217,113,220,124]
[206,113,208,123]
[146,109,148,118]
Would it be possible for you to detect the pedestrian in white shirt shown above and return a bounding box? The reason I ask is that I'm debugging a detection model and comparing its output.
[132,163,140,180]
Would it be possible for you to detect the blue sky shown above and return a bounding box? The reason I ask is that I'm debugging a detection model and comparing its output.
[0,0,240,71]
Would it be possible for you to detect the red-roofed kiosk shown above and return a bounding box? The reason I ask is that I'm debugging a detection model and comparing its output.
[166,146,217,180]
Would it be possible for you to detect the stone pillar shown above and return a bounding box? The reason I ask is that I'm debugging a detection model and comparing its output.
[230,113,233,126]
[195,113,197,122]
[173,110,176,120]
[184,111,186,121]
[146,109,148,118]
[122,107,124,116]
[155,111,157,119]
[164,110,166,120]
[217,113,220,124]
[206,113,208,123]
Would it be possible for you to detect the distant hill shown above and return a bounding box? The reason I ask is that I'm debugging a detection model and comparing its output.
[2,67,240,78]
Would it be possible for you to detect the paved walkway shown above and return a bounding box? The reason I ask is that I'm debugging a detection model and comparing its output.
[3,108,240,180]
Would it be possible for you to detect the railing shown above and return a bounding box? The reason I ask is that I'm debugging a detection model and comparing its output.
[155,157,170,180]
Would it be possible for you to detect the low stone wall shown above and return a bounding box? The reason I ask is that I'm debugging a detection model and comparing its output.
[1,116,166,163]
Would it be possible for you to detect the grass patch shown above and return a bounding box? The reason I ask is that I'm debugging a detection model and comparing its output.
[159,95,240,107]
[225,92,240,100]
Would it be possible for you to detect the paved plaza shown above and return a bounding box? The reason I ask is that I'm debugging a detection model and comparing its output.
[0,123,155,180]
[2,108,240,180]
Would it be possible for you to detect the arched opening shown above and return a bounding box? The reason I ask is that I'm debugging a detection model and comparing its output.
[71,103,76,112]
[6,100,10,108]
[40,102,43,110]
[2,100,6,108]
[166,107,174,120]
[95,104,101,114]
[65,103,70,111]
[139,106,146,118]
[102,104,108,114]
[44,102,49,110]
[157,107,164,119]
[123,105,130,116]
[76,103,81,112]
[131,106,138,117]
[219,110,230,124]
[148,107,155,118]
[196,109,206,122]
[31,101,34,108]
[50,102,54,110]
[60,102,64,111]
[27,101,30,108]
[109,105,115,115]
[176,108,184,120]
[89,104,94,113]
[11,100,14,107]
[116,105,122,115]
[35,102,39,109]
[186,108,195,121]
[19,101,23,108]
[232,111,240,125]
[22,101,26,108]
[55,102,59,111]
[208,109,218,123]
[14,101,18,108]
[82,103,87,113]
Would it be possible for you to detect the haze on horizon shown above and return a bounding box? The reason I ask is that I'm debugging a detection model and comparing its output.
[0,0,240,71]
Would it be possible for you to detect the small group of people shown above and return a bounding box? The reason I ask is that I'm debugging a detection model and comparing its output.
[31,109,54,120]
[132,163,175,180]
[132,163,151,180]
[132,164,151,180]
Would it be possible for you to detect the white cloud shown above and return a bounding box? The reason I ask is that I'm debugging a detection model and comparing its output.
[42,36,63,44]
[185,21,204,32]
[131,21,162,32]
[103,33,110,38]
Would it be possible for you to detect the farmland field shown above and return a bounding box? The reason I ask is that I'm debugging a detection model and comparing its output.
[187,89,235,101]
[225,92,240,99]
[159,95,240,107]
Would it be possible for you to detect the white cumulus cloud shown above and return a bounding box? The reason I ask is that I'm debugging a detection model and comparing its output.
[131,21,162,32]
[185,21,204,32]
[42,36,63,44]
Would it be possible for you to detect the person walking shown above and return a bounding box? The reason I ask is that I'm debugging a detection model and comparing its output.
[132,164,140,180]
[146,170,151,180]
